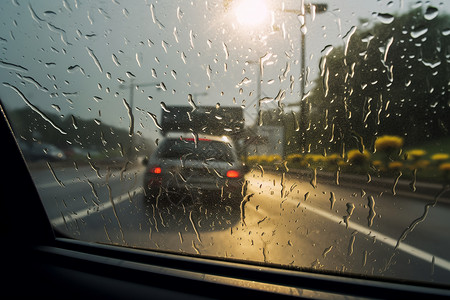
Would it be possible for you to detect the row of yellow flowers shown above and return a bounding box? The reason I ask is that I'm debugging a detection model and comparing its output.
[246,151,450,171]
[245,135,450,174]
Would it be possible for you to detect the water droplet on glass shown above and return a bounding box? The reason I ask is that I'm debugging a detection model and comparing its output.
[410,27,428,39]
[329,192,335,210]
[322,246,333,258]
[392,171,402,195]
[237,77,251,86]
[147,111,163,130]
[377,13,394,24]
[348,234,356,256]
[367,196,376,227]
[424,6,439,21]
[155,82,166,91]
[122,98,134,136]
[112,54,120,66]
[160,102,170,112]
[189,211,202,243]
[126,71,136,78]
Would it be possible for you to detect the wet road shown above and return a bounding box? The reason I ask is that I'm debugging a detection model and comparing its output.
[30,162,450,286]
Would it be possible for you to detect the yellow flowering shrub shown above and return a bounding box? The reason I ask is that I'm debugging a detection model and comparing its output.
[347,149,371,165]
[439,163,450,171]
[388,161,403,171]
[304,154,325,163]
[431,153,449,161]
[375,135,404,153]
[406,149,426,160]
[286,153,303,163]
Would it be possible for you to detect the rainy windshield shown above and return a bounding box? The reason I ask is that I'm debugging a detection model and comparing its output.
[1,0,450,287]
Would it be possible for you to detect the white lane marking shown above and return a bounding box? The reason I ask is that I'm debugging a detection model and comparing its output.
[287,198,450,272]
[50,187,143,227]
[36,172,101,189]
[36,166,144,189]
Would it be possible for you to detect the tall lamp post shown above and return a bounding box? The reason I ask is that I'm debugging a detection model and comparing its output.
[119,80,159,160]
[285,2,328,153]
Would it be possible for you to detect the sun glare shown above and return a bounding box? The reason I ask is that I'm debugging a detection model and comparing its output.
[234,0,269,27]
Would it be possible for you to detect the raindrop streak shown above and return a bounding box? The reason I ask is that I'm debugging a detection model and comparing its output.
[67,65,85,74]
[394,185,449,251]
[126,71,136,79]
[343,202,355,228]
[188,94,197,112]
[392,171,402,195]
[257,164,264,177]
[112,54,120,66]
[28,3,44,24]
[410,169,417,192]
[237,77,251,86]
[86,179,100,204]
[136,53,142,67]
[16,73,48,92]
[310,168,317,188]
[362,251,368,267]
[4,83,67,135]
[322,246,333,258]
[383,37,394,63]
[89,161,102,179]
[348,234,356,256]
[86,47,103,73]
[222,42,229,60]
[106,183,126,244]
[147,111,163,130]
[367,196,376,227]
[304,192,310,202]
[160,102,170,112]
[192,240,200,254]
[343,26,357,57]
[329,192,336,210]
[240,193,254,226]
[189,211,202,244]
[322,67,329,97]
[47,162,64,187]
[122,98,134,136]
[0,59,28,72]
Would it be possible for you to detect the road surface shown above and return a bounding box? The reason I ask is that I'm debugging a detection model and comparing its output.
[28,161,450,286]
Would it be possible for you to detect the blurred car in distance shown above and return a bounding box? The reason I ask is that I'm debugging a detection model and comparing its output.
[143,132,247,208]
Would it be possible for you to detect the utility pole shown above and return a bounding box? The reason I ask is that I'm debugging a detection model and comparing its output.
[285,2,328,153]
[119,80,159,160]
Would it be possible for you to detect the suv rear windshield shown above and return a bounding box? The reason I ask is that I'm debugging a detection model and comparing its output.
[157,138,234,162]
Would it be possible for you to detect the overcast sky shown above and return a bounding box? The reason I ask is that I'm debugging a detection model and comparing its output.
[0,0,447,143]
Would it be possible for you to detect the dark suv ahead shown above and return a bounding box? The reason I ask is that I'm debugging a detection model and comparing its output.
[143,132,247,208]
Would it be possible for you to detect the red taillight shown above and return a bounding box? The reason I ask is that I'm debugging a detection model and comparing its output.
[150,166,162,174]
[226,170,240,178]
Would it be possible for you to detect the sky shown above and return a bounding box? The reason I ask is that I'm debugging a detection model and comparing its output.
[0,0,448,144]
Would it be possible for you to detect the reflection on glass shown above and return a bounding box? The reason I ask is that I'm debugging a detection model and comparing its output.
[0,0,449,287]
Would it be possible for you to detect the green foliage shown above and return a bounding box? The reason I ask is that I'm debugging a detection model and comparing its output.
[302,8,450,155]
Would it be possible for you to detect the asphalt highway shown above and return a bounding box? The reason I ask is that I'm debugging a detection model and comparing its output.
[30,162,450,286]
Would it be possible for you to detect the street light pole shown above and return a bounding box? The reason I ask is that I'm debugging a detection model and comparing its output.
[283,2,328,153]
[119,80,159,160]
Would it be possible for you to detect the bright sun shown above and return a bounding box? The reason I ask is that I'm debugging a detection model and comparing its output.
[234,0,269,27]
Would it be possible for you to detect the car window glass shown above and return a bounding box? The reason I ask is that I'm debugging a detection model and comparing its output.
[158,139,234,162]
[1,0,450,287]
